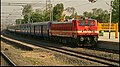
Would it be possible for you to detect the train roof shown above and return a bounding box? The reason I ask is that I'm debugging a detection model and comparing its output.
[8,19,97,27]
[10,22,50,26]
[52,21,72,24]
[51,19,96,24]
[78,18,95,20]
[32,22,50,25]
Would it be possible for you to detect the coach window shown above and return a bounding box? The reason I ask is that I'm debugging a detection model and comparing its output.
[26,26,27,30]
[39,26,41,33]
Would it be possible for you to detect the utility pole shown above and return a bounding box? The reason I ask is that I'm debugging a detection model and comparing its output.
[109,1,113,39]
[46,0,48,21]
[49,0,52,21]
[51,5,53,21]
[46,0,52,21]
[51,1,53,22]
[46,0,47,13]
[28,13,30,23]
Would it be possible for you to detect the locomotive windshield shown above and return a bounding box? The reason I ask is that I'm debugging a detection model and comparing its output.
[80,20,86,26]
[88,20,95,26]
[79,20,95,26]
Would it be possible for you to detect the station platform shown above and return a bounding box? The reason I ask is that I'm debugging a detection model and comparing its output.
[98,32,119,43]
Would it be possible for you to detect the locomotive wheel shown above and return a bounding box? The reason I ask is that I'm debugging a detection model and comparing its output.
[72,39,80,46]
[90,36,98,46]
[85,37,92,46]
[67,38,72,44]
[55,37,59,42]
[61,39,66,44]
[86,41,92,46]
[58,38,61,43]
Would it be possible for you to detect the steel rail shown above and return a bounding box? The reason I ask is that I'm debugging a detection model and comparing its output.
[1,35,119,66]
[1,51,16,66]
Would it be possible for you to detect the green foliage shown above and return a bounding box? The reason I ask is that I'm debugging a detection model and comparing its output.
[65,7,75,14]
[53,3,64,21]
[83,0,119,23]
[44,10,50,21]
[83,11,89,17]
[15,19,24,24]
[21,4,33,23]
[31,12,44,22]
[35,9,42,14]
[23,14,28,23]
[19,4,52,24]
[22,4,32,15]
[15,1,119,24]
[83,8,109,23]
[65,7,77,19]
[16,3,77,24]
[112,0,119,23]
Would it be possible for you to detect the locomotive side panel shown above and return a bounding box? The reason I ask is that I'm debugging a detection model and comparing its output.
[50,22,73,37]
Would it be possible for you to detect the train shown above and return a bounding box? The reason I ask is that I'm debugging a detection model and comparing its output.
[7,18,99,46]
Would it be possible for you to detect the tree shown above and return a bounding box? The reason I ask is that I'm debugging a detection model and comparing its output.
[65,7,75,14]
[101,10,109,22]
[70,12,77,19]
[22,4,32,23]
[53,3,64,21]
[15,19,24,24]
[43,10,50,21]
[31,12,43,22]
[83,8,109,22]
[112,0,119,23]
[83,11,89,17]
[35,9,43,14]
[65,7,77,19]
[22,4,32,15]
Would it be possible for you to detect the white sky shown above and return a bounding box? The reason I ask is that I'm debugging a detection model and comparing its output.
[1,0,112,24]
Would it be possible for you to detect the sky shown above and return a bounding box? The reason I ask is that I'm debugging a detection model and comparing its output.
[1,0,112,25]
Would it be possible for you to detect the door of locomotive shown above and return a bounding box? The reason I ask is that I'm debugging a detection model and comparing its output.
[72,20,78,39]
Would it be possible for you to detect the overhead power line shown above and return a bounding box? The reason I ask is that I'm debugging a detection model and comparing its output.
[1,2,45,7]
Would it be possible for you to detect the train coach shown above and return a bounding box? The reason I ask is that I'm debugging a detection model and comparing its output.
[7,22,50,38]
[7,18,99,46]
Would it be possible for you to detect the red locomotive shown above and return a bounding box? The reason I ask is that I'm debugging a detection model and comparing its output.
[50,19,98,46]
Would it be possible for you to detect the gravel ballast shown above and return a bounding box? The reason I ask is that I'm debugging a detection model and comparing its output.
[1,41,107,66]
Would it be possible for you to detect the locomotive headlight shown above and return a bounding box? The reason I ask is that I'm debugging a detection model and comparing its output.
[95,31,99,33]
[80,37,84,41]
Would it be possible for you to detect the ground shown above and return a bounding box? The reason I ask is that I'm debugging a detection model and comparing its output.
[1,41,106,66]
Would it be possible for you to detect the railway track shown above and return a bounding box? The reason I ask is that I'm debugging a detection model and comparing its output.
[2,30,119,54]
[1,51,16,66]
[22,41,119,66]
[1,33,119,66]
